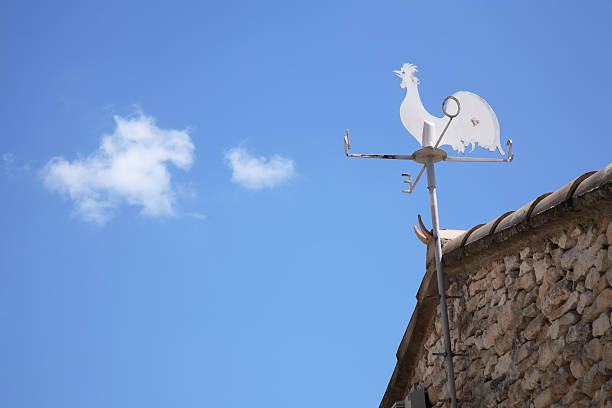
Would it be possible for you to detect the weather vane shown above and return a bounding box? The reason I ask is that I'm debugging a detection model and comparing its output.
[344,63,514,408]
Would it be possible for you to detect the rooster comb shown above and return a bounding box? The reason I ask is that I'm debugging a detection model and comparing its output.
[402,63,420,84]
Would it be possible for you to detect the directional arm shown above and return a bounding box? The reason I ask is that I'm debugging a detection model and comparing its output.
[444,139,514,163]
[344,130,415,160]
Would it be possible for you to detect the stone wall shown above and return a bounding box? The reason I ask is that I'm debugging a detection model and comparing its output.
[379,164,612,408]
[410,219,612,407]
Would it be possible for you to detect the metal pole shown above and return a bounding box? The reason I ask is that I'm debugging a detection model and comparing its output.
[425,157,458,408]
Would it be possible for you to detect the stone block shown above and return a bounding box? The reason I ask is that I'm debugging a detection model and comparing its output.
[481,286,494,307]
[523,286,538,307]
[455,370,468,390]
[593,249,611,272]
[469,278,487,296]
[519,259,533,276]
[549,311,578,340]
[571,225,584,239]
[467,357,483,379]
[573,234,608,280]
[490,288,506,307]
[592,378,612,406]
[498,303,519,332]
[551,337,566,367]
[523,303,537,318]
[540,279,571,319]
[521,366,541,390]
[568,396,593,407]
[559,232,578,249]
[514,289,527,308]
[585,267,601,290]
[493,260,506,274]
[582,288,612,323]
[551,247,563,269]
[592,312,611,337]
[483,352,498,377]
[548,291,579,321]
[545,267,562,285]
[520,247,532,260]
[604,342,612,370]
[523,315,544,340]
[492,275,505,290]
[496,399,509,408]
[566,322,590,344]
[581,362,607,397]
[584,338,603,363]
[492,352,512,379]
[514,341,532,364]
[504,254,519,272]
[519,271,536,291]
[595,248,610,272]
[551,365,572,398]
[474,335,484,351]
[561,234,587,270]
[495,331,514,355]
[466,293,481,314]
[570,358,587,379]
[594,271,609,296]
[576,290,594,314]
[482,323,501,349]
[533,388,554,408]
[563,341,584,362]
[516,349,538,373]
[534,255,551,283]
[561,379,584,405]
[474,266,489,280]
[507,380,527,407]
[537,341,555,369]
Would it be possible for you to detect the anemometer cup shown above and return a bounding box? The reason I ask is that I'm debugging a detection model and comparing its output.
[442,95,460,118]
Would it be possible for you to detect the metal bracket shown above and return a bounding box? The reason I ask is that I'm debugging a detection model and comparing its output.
[402,173,414,193]
[427,294,462,300]
[436,398,471,407]
[402,166,425,194]
[432,351,467,358]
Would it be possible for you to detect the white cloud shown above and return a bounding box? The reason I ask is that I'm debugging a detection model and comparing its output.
[3,153,15,172]
[225,147,294,190]
[2,153,33,175]
[43,113,195,224]
[185,211,207,221]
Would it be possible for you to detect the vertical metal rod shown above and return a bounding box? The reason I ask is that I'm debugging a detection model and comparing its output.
[425,157,458,408]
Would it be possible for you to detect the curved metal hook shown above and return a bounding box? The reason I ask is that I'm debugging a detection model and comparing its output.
[413,214,433,245]
[414,225,431,245]
[418,214,433,238]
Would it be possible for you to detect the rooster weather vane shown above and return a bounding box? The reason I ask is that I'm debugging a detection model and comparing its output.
[344,63,514,408]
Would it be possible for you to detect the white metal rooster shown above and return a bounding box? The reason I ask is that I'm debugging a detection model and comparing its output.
[394,63,505,155]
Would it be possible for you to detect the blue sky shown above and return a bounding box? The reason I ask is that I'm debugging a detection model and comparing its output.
[1,1,611,407]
